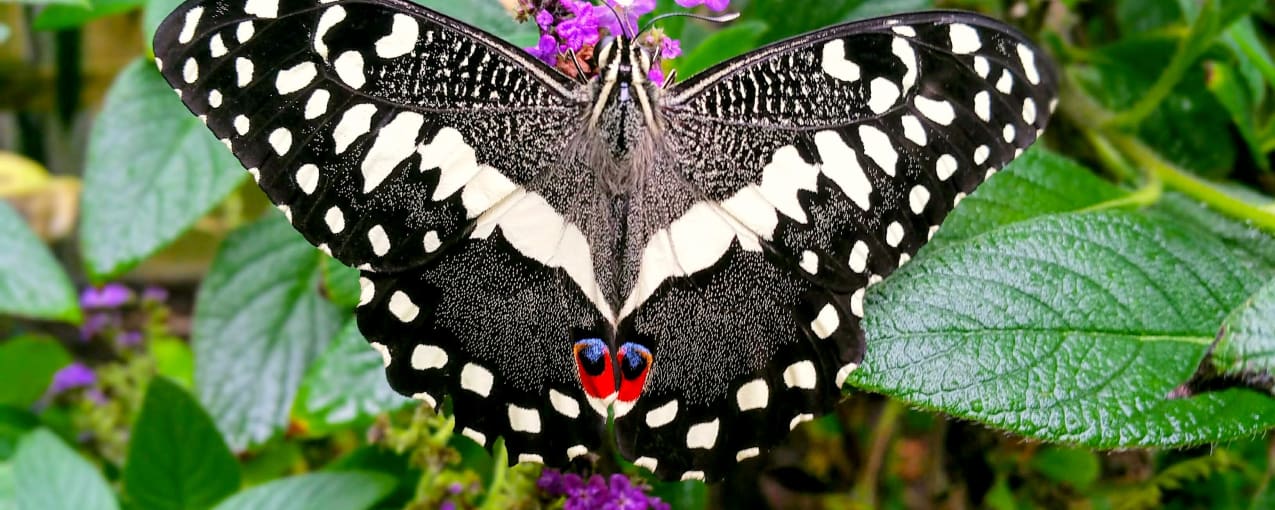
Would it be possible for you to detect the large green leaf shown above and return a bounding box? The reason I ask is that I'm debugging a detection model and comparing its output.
[852,211,1275,446]
[1208,279,1275,383]
[0,202,81,323]
[0,463,13,510]
[193,213,339,450]
[12,429,118,510]
[928,148,1128,248]
[79,59,246,281]
[32,0,144,31]
[1148,193,1275,274]
[211,472,394,510]
[0,336,72,408]
[295,320,409,433]
[124,377,240,510]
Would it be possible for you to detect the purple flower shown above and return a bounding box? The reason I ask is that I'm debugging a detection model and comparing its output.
[141,286,169,303]
[659,38,681,59]
[541,470,670,510]
[675,0,729,11]
[118,330,144,347]
[439,502,456,510]
[49,362,96,395]
[79,312,115,341]
[526,34,560,65]
[557,0,602,51]
[594,0,655,37]
[80,284,132,309]
[535,9,555,30]
[648,65,665,86]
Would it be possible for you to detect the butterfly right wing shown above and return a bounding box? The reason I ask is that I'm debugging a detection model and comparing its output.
[155,0,617,466]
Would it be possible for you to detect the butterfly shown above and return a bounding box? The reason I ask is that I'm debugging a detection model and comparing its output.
[154,0,1056,481]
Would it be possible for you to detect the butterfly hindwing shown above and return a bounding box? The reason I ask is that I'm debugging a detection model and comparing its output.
[613,11,1057,479]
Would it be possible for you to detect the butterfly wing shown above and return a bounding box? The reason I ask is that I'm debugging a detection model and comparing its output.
[614,11,1058,480]
[154,0,614,465]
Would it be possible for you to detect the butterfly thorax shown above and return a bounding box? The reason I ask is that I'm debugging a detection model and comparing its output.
[582,37,662,196]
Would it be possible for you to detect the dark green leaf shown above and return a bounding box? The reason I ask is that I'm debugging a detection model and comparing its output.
[1223,19,1275,105]
[210,472,394,510]
[79,59,246,281]
[13,429,118,510]
[1115,0,1183,35]
[295,320,409,433]
[1029,447,1101,488]
[1209,279,1275,382]
[33,0,144,31]
[649,479,706,510]
[0,336,72,408]
[1,0,87,6]
[675,21,767,78]
[928,148,1128,248]
[0,407,39,462]
[853,212,1275,447]
[193,213,339,450]
[1205,61,1268,171]
[124,377,240,510]
[413,0,537,48]
[0,202,81,323]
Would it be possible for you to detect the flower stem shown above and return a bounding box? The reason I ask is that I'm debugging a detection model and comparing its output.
[479,440,510,510]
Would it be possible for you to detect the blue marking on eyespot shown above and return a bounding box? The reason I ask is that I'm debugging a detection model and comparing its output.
[574,338,608,363]
[619,343,651,370]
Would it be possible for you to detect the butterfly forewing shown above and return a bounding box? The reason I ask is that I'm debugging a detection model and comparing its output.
[154,0,617,466]
[611,12,1057,480]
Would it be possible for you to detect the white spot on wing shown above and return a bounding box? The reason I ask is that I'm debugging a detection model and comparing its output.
[367,224,390,256]
[909,185,931,215]
[208,89,222,108]
[997,69,1014,94]
[361,112,424,193]
[376,14,419,59]
[891,25,916,37]
[550,389,580,418]
[937,154,958,181]
[333,104,377,154]
[836,363,859,388]
[757,145,819,223]
[209,34,227,58]
[388,291,419,322]
[782,361,818,389]
[357,276,373,306]
[800,250,818,274]
[412,392,436,408]
[236,21,254,43]
[848,241,869,273]
[737,447,761,461]
[735,379,769,411]
[811,304,839,339]
[974,90,991,121]
[243,0,278,18]
[821,40,860,82]
[645,400,678,428]
[634,457,658,473]
[974,145,990,165]
[334,51,366,89]
[508,405,541,434]
[314,6,345,59]
[178,7,203,44]
[1003,124,1016,143]
[949,23,981,54]
[914,96,955,125]
[681,471,706,482]
[867,77,900,114]
[235,57,254,87]
[720,186,779,239]
[275,61,317,95]
[901,115,926,146]
[296,164,319,194]
[233,115,249,135]
[859,125,898,177]
[182,58,198,83]
[423,231,441,253]
[851,287,866,317]
[686,419,719,449]
[567,445,588,460]
[1023,98,1037,124]
[410,344,447,370]
[790,414,814,430]
[973,56,990,78]
[369,342,391,367]
[304,89,330,120]
[518,454,543,464]
[325,206,345,233]
[460,363,494,397]
[1018,43,1040,84]
[813,131,871,210]
[461,427,486,446]
[892,37,917,89]
[886,221,905,247]
[268,128,292,155]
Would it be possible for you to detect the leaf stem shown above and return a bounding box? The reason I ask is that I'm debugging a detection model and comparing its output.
[851,399,903,506]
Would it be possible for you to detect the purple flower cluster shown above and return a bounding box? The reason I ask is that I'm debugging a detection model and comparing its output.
[78,283,166,345]
[521,0,730,84]
[539,470,670,510]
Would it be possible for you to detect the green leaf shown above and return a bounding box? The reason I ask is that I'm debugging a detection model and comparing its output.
[852,211,1275,447]
[142,0,186,51]
[79,59,246,282]
[928,148,1128,248]
[0,0,87,6]
[193,213,339,450]
[296,320,409,433]
[124,377,240,510]
[1223,19,1275,105]
[0,407,40,462]
[1115,0,1184,34]
[32,0,144,31]
[1209,279,1275,383]
[649,479,706,510]
[1205,61,1268,171]
[0,336,72,408]
[320,257,361,310]
[1029,446,1101,488]
[211,472,394,510]
[0,202,81,323]
[151,337,195,389]
[674,21,768,79]
[1148,193,1275,274]
[13,429,119,510]
[412,0,537,48]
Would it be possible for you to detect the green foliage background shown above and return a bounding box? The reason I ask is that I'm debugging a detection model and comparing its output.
[1,0,1275,508]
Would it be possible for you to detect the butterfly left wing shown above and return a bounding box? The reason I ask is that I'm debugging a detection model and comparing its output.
[614,11,1058,480]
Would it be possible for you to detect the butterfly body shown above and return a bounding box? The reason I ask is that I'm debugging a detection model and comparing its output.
[155,0,1056,481]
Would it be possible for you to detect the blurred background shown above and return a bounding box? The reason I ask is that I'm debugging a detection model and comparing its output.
[2,0,1275,509]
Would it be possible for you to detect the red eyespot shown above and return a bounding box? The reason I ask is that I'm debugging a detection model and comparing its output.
[616,343,652,403]
[573,338,616,404]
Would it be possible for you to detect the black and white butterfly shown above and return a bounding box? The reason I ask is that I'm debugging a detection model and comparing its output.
[155,0,1056,481]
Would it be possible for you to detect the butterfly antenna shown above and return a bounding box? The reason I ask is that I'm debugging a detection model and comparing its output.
[661,68,678,89]
[638,11,739,39]
[565,49,589,83]
[601,1,632,39]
